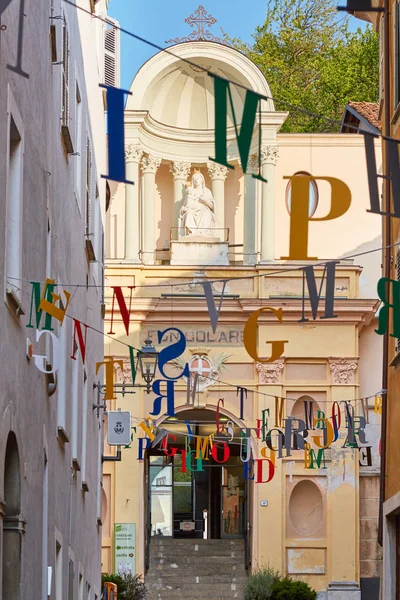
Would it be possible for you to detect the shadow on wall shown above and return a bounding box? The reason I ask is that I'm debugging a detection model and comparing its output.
[339,235,382,300]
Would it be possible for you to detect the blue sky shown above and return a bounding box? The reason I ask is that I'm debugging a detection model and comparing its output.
[108,1,365,91]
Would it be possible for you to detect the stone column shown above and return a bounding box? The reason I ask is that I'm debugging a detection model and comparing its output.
[141,155,161,266]
[207,162,229,237]
[243,155,258,266]
[124,144,143,262]
[260,146,279,263]
[169,161,191,232]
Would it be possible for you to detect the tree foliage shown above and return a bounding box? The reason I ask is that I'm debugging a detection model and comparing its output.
[228,0,379,132]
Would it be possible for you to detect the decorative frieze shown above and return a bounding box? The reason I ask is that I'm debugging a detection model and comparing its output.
[141,155,161,174]
[260,145,279,166]
[256,361,284,384]
[329,357,358,384]
[125,144,143,163]
[114,359,133,385]
[170,161,191,180]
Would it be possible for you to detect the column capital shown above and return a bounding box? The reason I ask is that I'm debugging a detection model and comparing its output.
[141,155,162,174]
[261,145,279,166]
[207,161,229,181]
[239,154,259,174]
[125,144,143,163]
[170,161,191,180]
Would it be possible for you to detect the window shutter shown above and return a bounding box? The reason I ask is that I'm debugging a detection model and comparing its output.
[85,138,92,237]
[396,249,400,353]
[103,17,120,88]
[62,15,69,126]
[396,4,400,107]
[379,16,384,105]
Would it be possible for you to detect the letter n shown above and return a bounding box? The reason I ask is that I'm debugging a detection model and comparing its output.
[299,261,339,322]
[71,319,89,364]
[108,286,134,335]
[27,281,56,331]
[209,74,266,182]
[364,134,400,217]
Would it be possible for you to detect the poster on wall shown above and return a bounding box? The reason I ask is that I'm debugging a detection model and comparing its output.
[114,523,136,575]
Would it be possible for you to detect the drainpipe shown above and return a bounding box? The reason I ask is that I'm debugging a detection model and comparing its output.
[378,0,391,548]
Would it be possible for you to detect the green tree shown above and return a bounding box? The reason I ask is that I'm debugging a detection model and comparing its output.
[228,0,379,132]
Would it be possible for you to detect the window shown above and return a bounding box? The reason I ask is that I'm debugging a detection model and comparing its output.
[104,17,120,88]
[396,249,400,354]
[85,137,92,237]
[285,171,318,218]
[68,558,74,600]
[42,451,49,600]
[57,318,69,444]
[79,573,84,600]
[61,15,69,127]
[81,373,89,492]
[55,541,63,600]
[61,14,73,153]
[71,357,81,471]
[75,83,82,209]
[85,137,96,261]
[2,433,22,600]
[395,4,400,108]
[5,103,24,309]
[86,582,91,600]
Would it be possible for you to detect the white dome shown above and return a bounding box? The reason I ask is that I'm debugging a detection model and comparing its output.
[127,42,275,131]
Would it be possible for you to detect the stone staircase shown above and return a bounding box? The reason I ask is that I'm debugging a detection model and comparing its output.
[146,538,247,600]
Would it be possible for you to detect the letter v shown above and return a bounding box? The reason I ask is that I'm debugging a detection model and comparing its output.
[202,281,228,333]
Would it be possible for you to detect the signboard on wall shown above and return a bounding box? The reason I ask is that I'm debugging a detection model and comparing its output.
[114,523,136,575]
[141,326,244,347]
[107,411,132,446]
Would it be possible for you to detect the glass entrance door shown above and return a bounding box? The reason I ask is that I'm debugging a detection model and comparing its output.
[221,458,245,538]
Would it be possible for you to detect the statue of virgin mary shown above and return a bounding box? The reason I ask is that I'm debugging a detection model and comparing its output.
[179,172,217,238]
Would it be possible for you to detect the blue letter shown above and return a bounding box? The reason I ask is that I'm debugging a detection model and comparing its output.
[157,328,190,380]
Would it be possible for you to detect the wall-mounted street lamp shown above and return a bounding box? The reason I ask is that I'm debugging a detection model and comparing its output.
[137,337,159,394]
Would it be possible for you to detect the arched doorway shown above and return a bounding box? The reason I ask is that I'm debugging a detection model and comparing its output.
[145,408,250,542]
[2,432,22,600]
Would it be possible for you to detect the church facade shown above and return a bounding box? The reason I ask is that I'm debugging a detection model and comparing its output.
[102,24,382,599]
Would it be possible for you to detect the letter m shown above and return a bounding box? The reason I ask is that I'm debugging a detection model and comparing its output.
[196,436,212,460]
[307,449,327,470]
[299,261,339,323]
[209,74,266,181]
[27,281,56,331]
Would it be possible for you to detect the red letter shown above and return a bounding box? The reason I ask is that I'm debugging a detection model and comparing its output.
[108,286,134,335]
[71,319,89,364]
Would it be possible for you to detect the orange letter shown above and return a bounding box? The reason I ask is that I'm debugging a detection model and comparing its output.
[244,307,288,363]
[281,175,351,260]
[96,357,123,400]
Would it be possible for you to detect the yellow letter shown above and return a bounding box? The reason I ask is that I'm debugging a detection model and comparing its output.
[312,417,334,449]
[96,356,123,400]
[243,307,288,363]
[138,417,157,442]
[281,175,351,260]
[39,278,71,325]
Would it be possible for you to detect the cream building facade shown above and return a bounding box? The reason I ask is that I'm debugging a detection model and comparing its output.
[103,34,383,599]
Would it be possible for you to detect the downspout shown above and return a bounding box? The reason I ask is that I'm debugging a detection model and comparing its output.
[378,0,391,548]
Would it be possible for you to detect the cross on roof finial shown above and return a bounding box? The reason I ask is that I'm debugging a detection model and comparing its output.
[166,5,231,46]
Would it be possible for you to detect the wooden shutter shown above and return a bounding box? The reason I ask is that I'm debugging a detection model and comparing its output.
[104,17,120,88]
[62,15,69,126]
[85,138,92,237]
